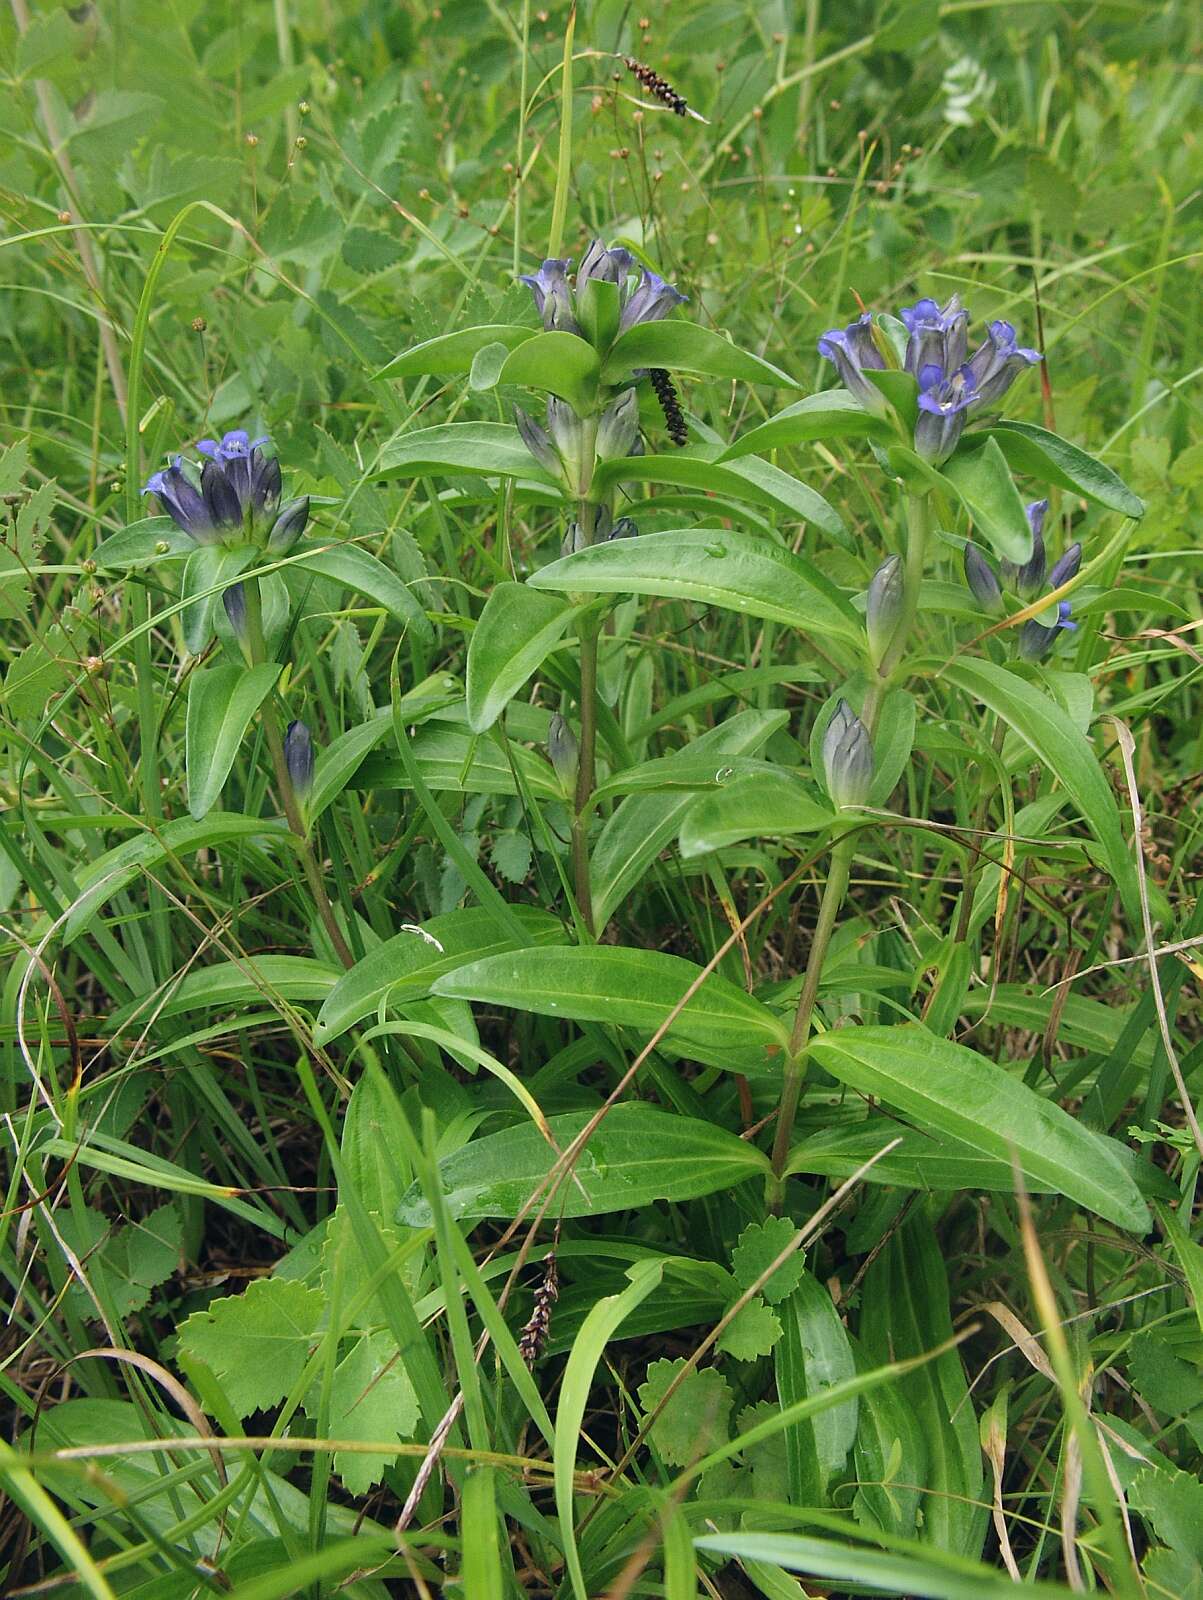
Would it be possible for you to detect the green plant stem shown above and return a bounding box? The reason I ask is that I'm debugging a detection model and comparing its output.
[242,578,355,971]
[768,491,932,1203]
[571,621,599,936]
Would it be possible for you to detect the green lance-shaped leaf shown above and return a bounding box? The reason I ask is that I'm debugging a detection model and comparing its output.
[938,656,1140,926]
[314,905,567,1046]
[938,435,1034,565]
[432,944,789,1069]
[678,768,833,857]
[395,1104,770,1225]
[495,330,601,411]
[718,390,895,460]
[528,527,859,642]
[185,662,281,821]
[591,450,845,538]
[289,540,433,645]
[465,583,578,733]
[808,1024,1149,1232]
[776,1274,859,1502]
[375,324,536,382]
[376,421,557,486]
[985,420,1144,518]
[601,320,801,389]
[91,516,193,569]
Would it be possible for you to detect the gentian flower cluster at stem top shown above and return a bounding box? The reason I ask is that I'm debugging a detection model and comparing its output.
[143,429,309,551]
[963,498,1083,662]
[520,240,687,340]
[818,295,1041,464]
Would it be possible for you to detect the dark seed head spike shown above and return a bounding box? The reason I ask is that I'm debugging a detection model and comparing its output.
[518,1251,559,1367]
[648,367,688,447]
[623,55,689,117]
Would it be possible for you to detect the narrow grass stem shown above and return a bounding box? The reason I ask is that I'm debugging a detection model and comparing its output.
[242,578,355,970]
[571,622,599,936]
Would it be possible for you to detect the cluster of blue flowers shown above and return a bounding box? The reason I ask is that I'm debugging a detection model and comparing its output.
[964,498,1082,661]
[818,295,1041,464]
[143,430,308,551]
[520,241,687,339]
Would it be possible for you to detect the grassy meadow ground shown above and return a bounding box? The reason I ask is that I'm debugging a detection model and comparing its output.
[1,0,1203,1595]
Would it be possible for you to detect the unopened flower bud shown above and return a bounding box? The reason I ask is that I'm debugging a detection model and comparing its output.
[595,389,641,462]
[608,516,638,540]
[561,520,588,557]
[1001,499,1048,597]
[548,713,579,792]
[546,397,592,495]
[963,542,1004,615]
[865,554,903,665]
[268,495,309,552]
[514,405,559,478]
[222,582,247,640]
[1017,601,1077,662]
[1047,541,1082,590]
[822,699,873,808]
[284,719,315,799]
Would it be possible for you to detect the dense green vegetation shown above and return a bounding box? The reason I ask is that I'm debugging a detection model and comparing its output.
[1,0,1202,1595]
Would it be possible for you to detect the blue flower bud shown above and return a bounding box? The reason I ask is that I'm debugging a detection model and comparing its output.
[608,516,638,540]
[548,713,579,792]
[1001,500,1048,597]
[222,581,248,641]
[1047,541,1082,590]
[514,405,560,478]
[963,542,1004,615]
[284,719,314,799]
[546,397,592,496]
[865,554,903,665]
[518,258,579,334]
[823,699,874,808]
[1017,601,1077,662]
[268,496,309,552]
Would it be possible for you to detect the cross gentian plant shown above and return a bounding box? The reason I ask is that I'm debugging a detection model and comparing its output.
[143,429,309,550]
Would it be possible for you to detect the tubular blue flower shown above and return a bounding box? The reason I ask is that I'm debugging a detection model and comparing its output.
[1048,540,1082,589]
[577,240,635,288]
[144,426,283,545]
[817,312,889,417]
[618,267,688,332]
[1001,499,1048,597]
[519,258,578,333]
[963,542,1004,615]
[900,295,968,380]
[823,699,874,808]
[964,319,1041,411]
[914,363,976,463]
[1018,600,1077,662]
[142,456,218,544]
[284,720,315,799]
[866,554,903,665]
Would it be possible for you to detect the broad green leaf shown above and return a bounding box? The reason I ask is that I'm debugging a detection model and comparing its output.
[468,340,511,391]
[587,753,779,809]
[591,451,844,537]
[678,768,832,857]
[985,420,1144,518]
[64,814,292,944]
[602,321,799,389]
[465,583,576,733]
[327,1330,420,1494]
[808,1025,1149,1231]
[290,540,433,643]
[376,422,556,484]
[777,1275,858,1501]
[314,906,566,1045]
[396,1105,769,1224]
[939,436,1033,564]
[938,657,1139,925]
[353,725,559,798]
[591,709,787,927]
[91,516,193,568]
[719,391,893,460]
[177,1277,325,1417]
[308,710,394,820]
[432,944,789,1066]
[375,324,535,381]
[180,542,252,654]
[185,661,281,820]
[693,1532,1075,1599]
[528,527,859,641]
[497,330,600,411]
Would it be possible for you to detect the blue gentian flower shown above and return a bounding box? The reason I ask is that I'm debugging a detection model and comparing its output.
[519,258,578,334]
[966,320,1042,410]
[519,244,685,344]
[143,427,307,549]
[816,312,888,417]
[1019,600,1077,662]
[284,720,314,799]
[963,542,1004,615]
[1048,541,1082,589]
[914,363,977,463]
[900,295,968,379]
[1001,499,1049,597]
